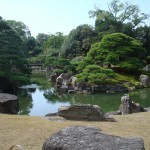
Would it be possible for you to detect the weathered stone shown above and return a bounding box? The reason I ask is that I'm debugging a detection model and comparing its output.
[42,126,145,150]
[45,112,58,116]
[139,74,150,87]
[119,94,145,115]
[56,74,78,91]
[55,74,129,93]
[56,76,63,87]
[58,104,115,121]
[77,84,128,93]
[144,107,150,112]
[68,90,76,93]
[143,64,150,72]
[49,74,58,82]
[105,110,121,116]
[0,93,19,114]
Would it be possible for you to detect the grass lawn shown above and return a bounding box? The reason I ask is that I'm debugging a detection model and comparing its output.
[0,112,150,150]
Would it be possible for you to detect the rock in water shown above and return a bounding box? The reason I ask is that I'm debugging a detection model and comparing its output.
[119,94,144,115]
[143,64,150,72]
[0,93,19,114]
[139,74,150,87]
[42,126,145,150]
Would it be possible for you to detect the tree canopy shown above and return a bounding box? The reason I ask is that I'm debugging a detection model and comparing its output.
[6,20,31,40]
[89,0,149,39]
[78,33,146,70]
[0,17,31,85]
[1,0,150,87]
[60,24,97,59]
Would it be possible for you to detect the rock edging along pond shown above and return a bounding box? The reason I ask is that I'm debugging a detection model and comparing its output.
[17,75,150,116]
[52,73,150,94]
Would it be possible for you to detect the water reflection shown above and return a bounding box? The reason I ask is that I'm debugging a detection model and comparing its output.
[18,84,70,116]
[130,88,150,106]
[18,82,150,116]
[18,88,33,115]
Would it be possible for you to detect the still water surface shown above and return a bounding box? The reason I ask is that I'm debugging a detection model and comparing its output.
[18,76,150,116]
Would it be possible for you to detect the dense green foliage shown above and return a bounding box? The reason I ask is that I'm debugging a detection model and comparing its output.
[89,0,149,39]
[88,33,146,69]
[44,56,75,75]
[6,20,31,40]
[76,65,116,84]
[60,24,97,59]
[1,0,150,87]
[0,17,31,85]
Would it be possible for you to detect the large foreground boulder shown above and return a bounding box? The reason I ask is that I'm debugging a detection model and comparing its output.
[58,104,114,121]
[0,93,19,114]
[42,126,145,150]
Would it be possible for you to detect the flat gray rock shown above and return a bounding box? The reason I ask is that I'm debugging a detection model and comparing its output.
[42,126,145,150]
[58,104,115,121]
[0,93,17,103]
[0,93,19,114]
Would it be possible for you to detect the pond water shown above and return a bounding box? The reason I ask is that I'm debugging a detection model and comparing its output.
[18,74,150,116]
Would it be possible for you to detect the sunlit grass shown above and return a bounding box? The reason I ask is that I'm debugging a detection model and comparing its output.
[0,113,150,150]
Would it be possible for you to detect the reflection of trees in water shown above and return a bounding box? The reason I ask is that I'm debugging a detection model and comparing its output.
[17,88,33,115]
[43,89,122,112]
[43,88,70,103]
[31,73,52,90]
[19,73,150,114]
[130,88,150,107]
[28,88,36,93]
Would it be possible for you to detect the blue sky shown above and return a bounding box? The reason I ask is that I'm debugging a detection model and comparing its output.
[0,0,150,37]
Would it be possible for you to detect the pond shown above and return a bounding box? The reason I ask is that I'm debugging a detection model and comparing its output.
[17,74,150,116]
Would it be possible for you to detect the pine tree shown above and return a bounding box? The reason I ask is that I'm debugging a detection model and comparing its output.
[0,17,31,85]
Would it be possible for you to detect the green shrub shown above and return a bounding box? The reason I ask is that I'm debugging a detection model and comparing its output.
[76,65,116,85]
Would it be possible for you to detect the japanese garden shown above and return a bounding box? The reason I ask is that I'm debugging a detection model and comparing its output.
[0,0,150,149]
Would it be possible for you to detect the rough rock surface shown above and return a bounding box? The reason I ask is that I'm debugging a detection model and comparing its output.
[42,126,145,150]
[139,74,150,87]
[119,94,145,115]
[55,73,128,93]
[143,64,150,71]
[144,107,150,112]
[49,74,58,82]
[91,84,128,93]
[58,104,115,121]
[0,93,19,114]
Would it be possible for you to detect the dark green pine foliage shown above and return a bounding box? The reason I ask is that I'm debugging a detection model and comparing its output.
[86,33,146,70]
[0,17,31,85]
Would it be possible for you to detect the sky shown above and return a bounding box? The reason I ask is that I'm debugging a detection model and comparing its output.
[0,0,150,37]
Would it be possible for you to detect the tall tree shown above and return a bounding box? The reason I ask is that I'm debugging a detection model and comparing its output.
[89,0,149,38]
[23,36,42,58]
[43,32,65,57]
[36,33,49,45]
[79,33,146,70]
[135,25,150,64]
[0,17,31,84]
[60,24,97,59]
[6,20,31,40]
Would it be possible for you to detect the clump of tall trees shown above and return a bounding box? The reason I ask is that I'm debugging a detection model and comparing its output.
[0,17,31,85]
[1,0,150,87]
